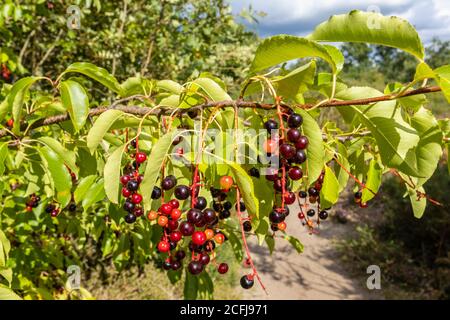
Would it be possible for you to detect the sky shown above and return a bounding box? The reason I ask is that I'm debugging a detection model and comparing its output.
[228,0,450,43]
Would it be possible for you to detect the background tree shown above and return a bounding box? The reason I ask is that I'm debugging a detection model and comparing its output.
[0,0,258,93]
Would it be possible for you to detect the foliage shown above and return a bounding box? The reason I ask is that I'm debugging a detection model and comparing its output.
[0,0,257,94]
[0,9,449,300]
[337,165,450,299]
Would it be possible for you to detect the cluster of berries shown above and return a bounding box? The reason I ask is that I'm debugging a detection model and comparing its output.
[297,172,329,233]
[262,112,309,232]
[147,174,235,276]
[25,194,41,212]
[45,203,60,217]
[120,139,147,224]
[353,191,368,208]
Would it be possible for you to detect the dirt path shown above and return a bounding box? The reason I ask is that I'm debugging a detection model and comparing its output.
[243,204,381,300]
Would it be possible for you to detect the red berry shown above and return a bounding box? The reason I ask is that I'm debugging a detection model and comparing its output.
[51,209,59,217]
[219,176,233,190]
[131,193,143,204]
[284,192,296,205]
[6,119,14,128]
[192,231,206,246]
[157,240,170,253]
[169,199,179,209]
[295,136,309,150]
[122,187,131,197]
[120,175,131,185]
[25,206,33,212]
[179,221,195,236]
[287,128,301,142]
[135,152,147,164]
[160,203,173,215]
[314,181,322,191]
[218,263,229,274]
[170,231,182,242]
[188,260,204,275]
[167,219,179,230]
[288,166,303,180]
[298,212,305,219]
[170,208,182,220]
[279,143,296,159]
[199,253,210,265]
[134,207,144,217]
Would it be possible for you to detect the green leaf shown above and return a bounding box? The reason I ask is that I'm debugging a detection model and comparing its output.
[81,179,106,209]
[60,80,89,132]
[295,109,325,184]
[104,144,127,204]
[0,230,10,258]
[0,99,8,122]
[39,146,72,208]
[0,229,10,268]
[434,65,450,103]
[192,77,232,101]
[273,61,316,100]
[7,76,44,134]
[335,144,350,192]
[227,163,259,219]
[285,235,304,253]
[37,137,77,174]
[167,269,182,285]
[319,166,339,208]
[157,80,183,95]
[86,110,124,153]
[307,10,424,60]
[361,159,382,203]
[184,270,198,300]
[197,272,214,300]
[410,107,443,187]
[414,62,435,81]
[141,131,176,211]
[250,35,342,74]
[0,143,8,176]
[225,230,244,262]
[0,285,22,300]
[337,87,420,176]
[407,186,426,219]
[62,62,122,94]
[265,235,275,255]
[74,175,97,204]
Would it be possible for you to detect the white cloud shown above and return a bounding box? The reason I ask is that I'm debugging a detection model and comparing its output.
[229,0,450,42]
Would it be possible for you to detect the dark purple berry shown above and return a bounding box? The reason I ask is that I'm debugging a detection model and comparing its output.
[287,113,303,128]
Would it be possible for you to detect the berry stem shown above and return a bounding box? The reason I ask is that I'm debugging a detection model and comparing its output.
[190,164,200,208]
[281,165,286,209]
[390,169,443,207]
[236,188,267,294]
[333,155,376,196]
[276,97,287,210]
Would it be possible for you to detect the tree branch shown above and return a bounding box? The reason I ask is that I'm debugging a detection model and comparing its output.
[0,85,443,139]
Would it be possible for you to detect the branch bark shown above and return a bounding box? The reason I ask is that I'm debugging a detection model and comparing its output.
[0,85,443,139]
